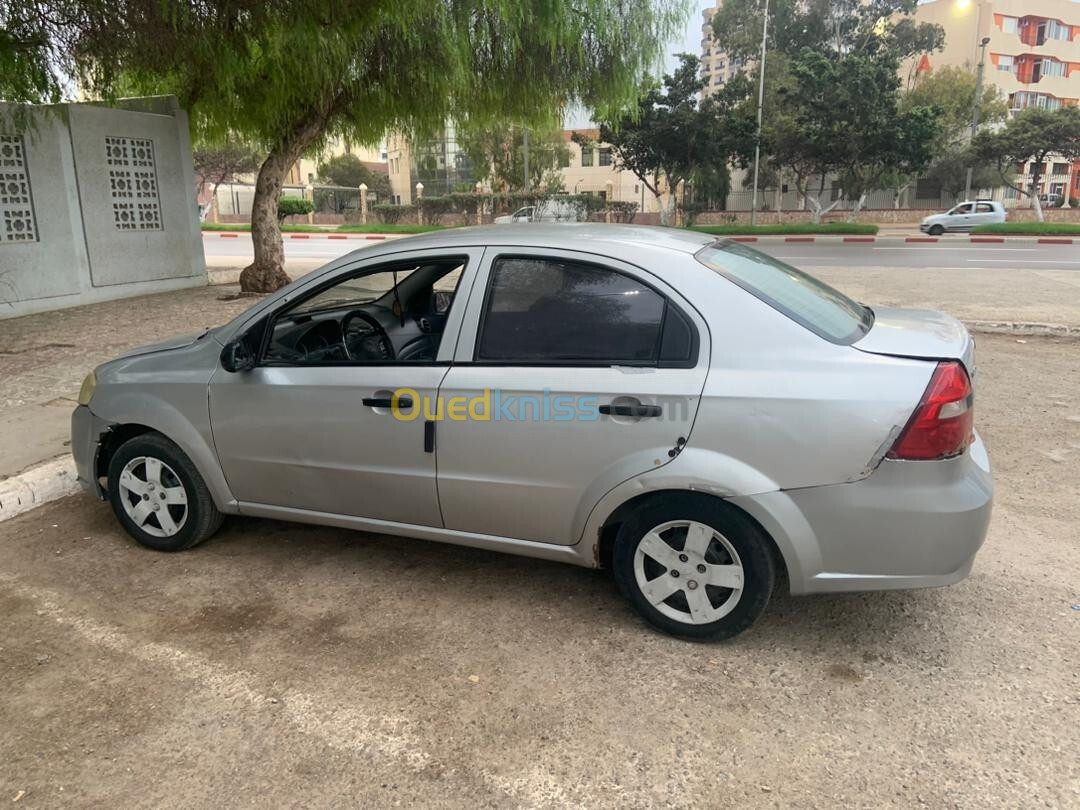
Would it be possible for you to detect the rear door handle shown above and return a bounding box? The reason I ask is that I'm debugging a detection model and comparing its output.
[362,396,412,408]
[599,403,662,418]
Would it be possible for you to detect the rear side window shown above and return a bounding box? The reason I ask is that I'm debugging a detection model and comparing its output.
[477,257,693,365]
[696,241,872,344]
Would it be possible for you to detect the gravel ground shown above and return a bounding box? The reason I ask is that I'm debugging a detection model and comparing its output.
[0,333,1077,808]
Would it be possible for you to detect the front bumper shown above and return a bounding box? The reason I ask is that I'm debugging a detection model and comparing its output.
[731,433,993,594]
[70,405,110,499]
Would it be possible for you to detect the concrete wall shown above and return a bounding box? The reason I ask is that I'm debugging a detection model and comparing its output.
[0,97,205,319]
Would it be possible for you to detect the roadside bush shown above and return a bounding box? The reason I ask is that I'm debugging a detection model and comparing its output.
[605,200,639,223]
[417,195,456,224]
[372,203,416,224]
[677,201,709,226]
[277,196,314,222]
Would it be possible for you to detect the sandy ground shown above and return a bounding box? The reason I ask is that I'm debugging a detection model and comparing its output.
[1,333,1077,808]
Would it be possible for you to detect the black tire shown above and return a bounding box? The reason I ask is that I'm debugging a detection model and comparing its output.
[928,224,945,236]
[107,433,224,552]
[612,494,775,641]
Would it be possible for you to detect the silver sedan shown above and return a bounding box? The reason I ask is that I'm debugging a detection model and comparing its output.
[71,225,992,640]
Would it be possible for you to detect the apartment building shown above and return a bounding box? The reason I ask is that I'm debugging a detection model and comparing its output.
[907,0,1080,203]
[699,4,745,97]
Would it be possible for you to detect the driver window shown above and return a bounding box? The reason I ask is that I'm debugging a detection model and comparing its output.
[951,203,973,215]
[263,257,466,365]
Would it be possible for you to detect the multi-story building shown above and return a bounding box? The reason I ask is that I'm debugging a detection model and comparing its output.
[907,0,1080,204]
[699,3,744,97]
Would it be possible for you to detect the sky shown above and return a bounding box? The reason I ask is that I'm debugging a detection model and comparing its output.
[565,0,714,129]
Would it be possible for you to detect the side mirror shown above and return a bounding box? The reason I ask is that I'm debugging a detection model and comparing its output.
[220,337,257,373]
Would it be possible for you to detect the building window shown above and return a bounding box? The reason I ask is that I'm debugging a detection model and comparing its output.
[997,54,1014,72]
[598,148,612,167]
[1000,16,1018,35]
[1041,59,1066,78]
[1005,186,1019,199]
[1053,163,1070,175]
[581,147,593,167]
[1038,19,1069,43]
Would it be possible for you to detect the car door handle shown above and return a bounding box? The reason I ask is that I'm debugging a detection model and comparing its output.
[362,396,412,408]
[599,403,662,417]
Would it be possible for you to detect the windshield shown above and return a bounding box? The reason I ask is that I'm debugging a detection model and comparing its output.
[695,241,873,344]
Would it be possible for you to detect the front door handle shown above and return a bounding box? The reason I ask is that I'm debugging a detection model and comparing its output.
[363,395,412,408]
[599,403,662,418]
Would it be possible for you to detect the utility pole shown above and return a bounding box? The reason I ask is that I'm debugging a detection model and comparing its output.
[749,0,769,227]
[964,35,992,201]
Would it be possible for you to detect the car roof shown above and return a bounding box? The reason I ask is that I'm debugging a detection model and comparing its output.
[360,223,716,262]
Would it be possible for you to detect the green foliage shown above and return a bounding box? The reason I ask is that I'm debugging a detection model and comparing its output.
[192,142,261,192]
[372,203,416,224]
[316,153,392,198]
[605,201,639,223]
[972,222,1080,235]
[689,223,879,235]
[417,195,455,224]
[459,126,570,192]
[277,196,314,221]
[589,54,756,224]
[761,48,939,218]
[970,106,1080,218]
[677,200,709,226]
[711,0,943,63]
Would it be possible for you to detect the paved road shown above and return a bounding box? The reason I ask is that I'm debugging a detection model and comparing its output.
[203,233,1080,270]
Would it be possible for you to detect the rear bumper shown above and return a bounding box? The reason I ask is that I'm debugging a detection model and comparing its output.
[70,405,110,499]
[730,433,993,595]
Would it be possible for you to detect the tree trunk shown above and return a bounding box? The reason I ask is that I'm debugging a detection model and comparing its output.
[239,100,341,293]
[847,192,867,223]
[1029,170,1045,222]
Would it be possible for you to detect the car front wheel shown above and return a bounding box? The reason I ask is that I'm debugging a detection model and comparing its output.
[928,224,945,236]
[107,433,223,551]
[612,495,775,640]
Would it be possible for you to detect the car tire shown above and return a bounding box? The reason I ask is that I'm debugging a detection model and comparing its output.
[612,495,776,641]
[928,224,945,236]
[107,433,224,552]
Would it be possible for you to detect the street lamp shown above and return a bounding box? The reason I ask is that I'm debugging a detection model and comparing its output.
[749,0,769,226]
[964,35,992,201]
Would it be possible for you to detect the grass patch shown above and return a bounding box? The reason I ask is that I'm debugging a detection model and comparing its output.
[201,222,451,234]
[336,223,449,234]
[972,222,1080,236]
[687,222,879,236]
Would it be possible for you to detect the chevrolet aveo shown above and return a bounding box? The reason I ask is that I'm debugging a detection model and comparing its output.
[71,225,993,640]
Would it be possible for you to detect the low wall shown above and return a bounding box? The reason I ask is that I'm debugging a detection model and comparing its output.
[0,97,205,319]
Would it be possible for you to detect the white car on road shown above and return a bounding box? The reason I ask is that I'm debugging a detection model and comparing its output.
[920,200,1006,235]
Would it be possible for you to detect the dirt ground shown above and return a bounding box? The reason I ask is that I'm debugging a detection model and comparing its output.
[1,333,1078,808]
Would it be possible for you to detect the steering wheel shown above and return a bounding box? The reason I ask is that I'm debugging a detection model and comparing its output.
[341,309,395,361]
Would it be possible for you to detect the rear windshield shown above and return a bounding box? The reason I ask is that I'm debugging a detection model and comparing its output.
[695,241,873,344]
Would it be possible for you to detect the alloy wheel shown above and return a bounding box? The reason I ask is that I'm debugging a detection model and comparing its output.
[117,456,189,537]
[633,520,745,624]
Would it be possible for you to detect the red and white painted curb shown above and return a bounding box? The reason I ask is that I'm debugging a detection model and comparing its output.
[209,231,394,241]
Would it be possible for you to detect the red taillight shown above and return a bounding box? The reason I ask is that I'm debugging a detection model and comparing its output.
[887,361,974,461]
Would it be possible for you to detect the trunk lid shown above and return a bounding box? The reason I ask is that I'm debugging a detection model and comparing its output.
[854,307,975,375]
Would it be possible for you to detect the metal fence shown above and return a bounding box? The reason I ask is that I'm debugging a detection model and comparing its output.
[210,183,379,217]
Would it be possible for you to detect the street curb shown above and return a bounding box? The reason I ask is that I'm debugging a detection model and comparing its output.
[0,456,80,523]
[964,320,1080,337]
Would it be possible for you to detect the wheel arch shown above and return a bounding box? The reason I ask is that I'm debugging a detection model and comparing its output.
[594,489,788,584]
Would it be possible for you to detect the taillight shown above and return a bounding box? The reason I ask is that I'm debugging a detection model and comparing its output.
[887,361,974,461]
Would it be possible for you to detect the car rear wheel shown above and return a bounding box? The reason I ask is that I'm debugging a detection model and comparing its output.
[928,224,945,236]
[612,495,775,640]
[107,433,223,552]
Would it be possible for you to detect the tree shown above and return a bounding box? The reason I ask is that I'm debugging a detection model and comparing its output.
[587,54,756,225]
[192,143,261,203]
[761,49,939,221]
[970,106,1080,221]
[5,1,687,292]
[316,153,391,198]
[459,126,569,192]
[711,0,943,62]
[896,65,1008,204]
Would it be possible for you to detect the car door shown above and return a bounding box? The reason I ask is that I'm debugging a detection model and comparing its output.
[208,247,483,526]
[434,248,710,545]
[946,203,974,231]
